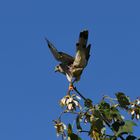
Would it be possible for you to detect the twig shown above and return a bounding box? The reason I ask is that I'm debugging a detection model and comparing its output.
[79,130,90,133]
[98,110,111,128]
[73,86,87,101]
[103,95,117,101]
[61,134,64,140]
[119,136,125,140]
[58,110,66,120]
[58,110,79,120]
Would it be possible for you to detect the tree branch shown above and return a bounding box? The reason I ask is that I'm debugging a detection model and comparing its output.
[73,86,87,101]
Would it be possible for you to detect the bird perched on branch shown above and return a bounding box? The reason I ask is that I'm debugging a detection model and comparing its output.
[46,30,91,91]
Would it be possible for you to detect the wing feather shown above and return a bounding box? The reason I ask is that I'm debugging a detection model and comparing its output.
[73,30,90,67]
[45,38,74,64]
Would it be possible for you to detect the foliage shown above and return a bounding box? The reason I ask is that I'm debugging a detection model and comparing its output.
[53,90,140,140]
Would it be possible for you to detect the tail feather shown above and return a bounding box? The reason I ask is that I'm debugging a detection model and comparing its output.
[86,44,91,61]
[78,30,88,48]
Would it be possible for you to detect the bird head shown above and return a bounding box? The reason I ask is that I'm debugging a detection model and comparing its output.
[55,64,64,72]
[54,64,66,75]
[54,65,60,72]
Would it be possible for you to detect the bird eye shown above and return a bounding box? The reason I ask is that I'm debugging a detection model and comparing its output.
[76,43,79,46]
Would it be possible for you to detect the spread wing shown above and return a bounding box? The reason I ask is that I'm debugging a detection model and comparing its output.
[45,38,74,64]
[59,63,73,82]
[73,30,91,68]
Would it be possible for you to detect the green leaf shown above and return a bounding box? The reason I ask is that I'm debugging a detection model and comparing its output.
[67,124,73,136]
[102,109,113,122]
[89,130,100,140]
[84,98,93,108]
[68,133,82,140]
[104,136,117,140]
[93,109,101,118]
[84,112,94,123]
[95,119,105,133]
[90,118,104,134]
[116,92,130,109]
[99,101,110,110]
[98,103,123,124]
[116,120,137,136]
[110,106,122,121]
[112,120,125,132]
[126,135,137,140]
[76,115,82,131]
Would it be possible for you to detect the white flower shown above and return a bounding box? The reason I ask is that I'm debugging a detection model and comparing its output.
[53,120,66,137]
[73,100,79,106]
[136,114,140,119]
[136,99,140,105]
[76,95,81,100]
[131,110,135,115]
[66,97,73,104]
[60,98,66,106]
[68,103,73,110]
[121,115,125,120]
[131,104,135,108]
[59,94,81,111]
[63,124,67,130]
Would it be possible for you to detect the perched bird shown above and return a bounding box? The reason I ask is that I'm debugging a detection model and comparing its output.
[46,30,91,90]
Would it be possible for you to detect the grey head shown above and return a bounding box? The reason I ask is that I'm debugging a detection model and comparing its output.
[54,63,73,82]
[54,64,65,74]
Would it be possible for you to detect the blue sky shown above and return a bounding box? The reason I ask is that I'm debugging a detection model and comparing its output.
[0,0,140,139]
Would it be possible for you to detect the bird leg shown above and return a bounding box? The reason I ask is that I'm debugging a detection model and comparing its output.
[68,78,77,91]
[67,78,78,94]
[72,77,78,85]
[72,79,76,84]
[67,82,74,95]
[68,82,74,91]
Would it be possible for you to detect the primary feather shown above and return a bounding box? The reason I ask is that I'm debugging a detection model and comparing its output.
[45,38,74,64]
[46,30,91,83]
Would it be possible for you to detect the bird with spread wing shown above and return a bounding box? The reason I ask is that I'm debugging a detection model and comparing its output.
[46,30,91,91]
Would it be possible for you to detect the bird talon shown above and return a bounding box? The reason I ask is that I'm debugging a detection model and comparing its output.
[69,83,74,91]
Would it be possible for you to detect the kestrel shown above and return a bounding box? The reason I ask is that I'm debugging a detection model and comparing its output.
[46,30,91,90]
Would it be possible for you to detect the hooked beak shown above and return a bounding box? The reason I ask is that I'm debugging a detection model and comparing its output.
[54,67,58,72]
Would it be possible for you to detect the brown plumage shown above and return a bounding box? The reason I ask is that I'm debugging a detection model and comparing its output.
[46,30,91,84]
